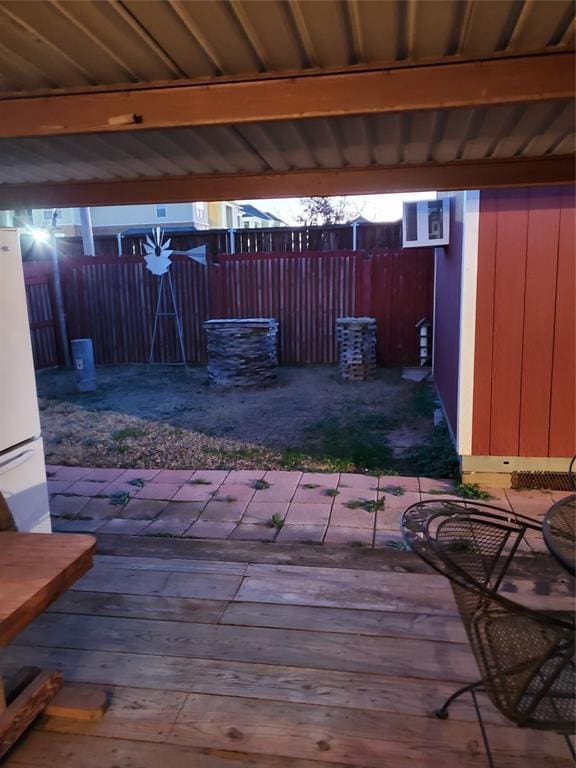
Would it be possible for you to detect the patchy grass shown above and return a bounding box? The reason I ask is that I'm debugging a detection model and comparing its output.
[301,483,320,489]
[268,513,284,529]
[127,478,146,488]
[324,488,340,497]
[112,427,145,442]
[380,485,406,496]
[253,479,271,490]
[346,498,385,513]
[189,478,212,485]
[453,483,493,501]
[109,491,130,507]
[37,365,458,476]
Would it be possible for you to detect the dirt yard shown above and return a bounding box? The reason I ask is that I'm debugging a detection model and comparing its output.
[37,365,458,476]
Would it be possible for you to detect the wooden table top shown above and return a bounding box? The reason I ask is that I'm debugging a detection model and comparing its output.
[0,533,95,647]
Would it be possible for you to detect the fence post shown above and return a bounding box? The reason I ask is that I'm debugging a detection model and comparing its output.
[209,259,225,319]
[360,253,373,316]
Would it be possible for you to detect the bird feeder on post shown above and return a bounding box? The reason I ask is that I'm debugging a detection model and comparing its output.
[415,318,431,367]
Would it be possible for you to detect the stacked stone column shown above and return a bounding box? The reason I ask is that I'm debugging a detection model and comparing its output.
[336,317,377,381]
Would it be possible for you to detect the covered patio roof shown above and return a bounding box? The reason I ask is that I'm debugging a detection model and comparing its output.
[0,0,574,208]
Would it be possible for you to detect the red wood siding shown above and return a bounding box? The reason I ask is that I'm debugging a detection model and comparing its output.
[472,186,576,458]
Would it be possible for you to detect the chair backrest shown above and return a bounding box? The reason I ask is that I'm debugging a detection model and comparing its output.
[402,499,575,731]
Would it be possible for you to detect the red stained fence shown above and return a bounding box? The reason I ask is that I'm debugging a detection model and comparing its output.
[25,248,433,369]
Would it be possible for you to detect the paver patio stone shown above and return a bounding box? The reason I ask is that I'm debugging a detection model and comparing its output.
[229,524,276,541]
[264,470,302,483]
[381,490,421,511]
[47,480,74,494]
[330,505,376,529]
[324,527,373,545]
[49,466,92,481]
[335,486,377,503]
[156,501,206,523]
[65,480,111,497]
[45,465,62,475]
[184,521,236,539]
[212,483,255,501]
[505,489,554,518]
[118,499,168,520]
[189,470,229,484]
[298,472,340,487]
[151,469,195,484]
[98,518,151,535]
[375,508,404,532]
[172,485,215,502]
[53,517,104,532]
[81,497,124,521]
[374,531,407,549]
[143,518,192,537]
[83,468,126,482]
[338,473,378,489]
[418,477,455,493]
[135,483,181,500]
[49,495,91,517]
[284,503,331,525]
[379,475,420,493]
[275,525,326,543]
[226,469,265,483]
[243,501,289,523]
[102,482,141,498]
[252,483,299,503]
[201,500,248,521]
[292,487,336,504]
[117,469,161,482]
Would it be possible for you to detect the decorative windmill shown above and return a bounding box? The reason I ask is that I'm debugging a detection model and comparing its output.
[144,227,207,367]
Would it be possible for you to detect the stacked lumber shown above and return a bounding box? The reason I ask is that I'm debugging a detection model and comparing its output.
[336,317,377,381]
[203,318,278,388]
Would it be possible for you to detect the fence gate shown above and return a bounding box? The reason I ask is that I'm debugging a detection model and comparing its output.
[23,262,63,369]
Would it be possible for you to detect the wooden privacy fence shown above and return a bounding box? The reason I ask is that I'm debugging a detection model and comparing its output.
[23,262,63,369]
[25,248,434,369]
[22,221,401,260]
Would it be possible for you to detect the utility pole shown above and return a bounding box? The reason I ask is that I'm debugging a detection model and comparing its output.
[50,211,71,367]
[79,207,95,256]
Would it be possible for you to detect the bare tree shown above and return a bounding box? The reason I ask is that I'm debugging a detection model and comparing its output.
[297,196,364,226]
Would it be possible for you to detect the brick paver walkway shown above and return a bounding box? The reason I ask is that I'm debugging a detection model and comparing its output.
[46,465,564,550]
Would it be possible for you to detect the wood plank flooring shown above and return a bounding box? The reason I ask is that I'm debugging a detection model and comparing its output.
[1,535,573,768]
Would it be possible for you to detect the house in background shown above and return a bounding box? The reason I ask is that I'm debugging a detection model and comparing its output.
[239,203,286,228]
[207,201,243,229]
[28,202,210,236]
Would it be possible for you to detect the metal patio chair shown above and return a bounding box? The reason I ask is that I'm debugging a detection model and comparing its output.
[401,500,575,746]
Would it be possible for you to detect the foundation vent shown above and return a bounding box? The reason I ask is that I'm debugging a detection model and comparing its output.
[510,471,574,491]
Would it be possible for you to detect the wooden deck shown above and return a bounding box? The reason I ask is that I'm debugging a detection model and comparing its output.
[1,535,573,768]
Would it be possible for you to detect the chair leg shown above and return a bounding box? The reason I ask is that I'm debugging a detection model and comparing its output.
[435,680,484,719]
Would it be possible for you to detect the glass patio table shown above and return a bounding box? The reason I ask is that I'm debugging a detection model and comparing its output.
[542,494,576,576]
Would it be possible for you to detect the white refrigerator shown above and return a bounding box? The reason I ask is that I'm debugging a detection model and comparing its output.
[0,228,51,532]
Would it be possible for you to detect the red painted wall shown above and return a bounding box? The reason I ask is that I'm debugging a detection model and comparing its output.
[433,193,464,440]
[472,186,576,458]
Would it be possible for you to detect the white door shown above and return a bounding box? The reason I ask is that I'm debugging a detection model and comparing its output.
[0,437,51,532]
[0,228,41,452]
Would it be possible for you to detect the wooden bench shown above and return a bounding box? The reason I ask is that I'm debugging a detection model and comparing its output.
[0,530,96,757]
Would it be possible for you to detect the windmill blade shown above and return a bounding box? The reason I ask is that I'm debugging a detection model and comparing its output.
[176,244,207,266]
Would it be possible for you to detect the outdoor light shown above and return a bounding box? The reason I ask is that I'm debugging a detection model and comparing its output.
[30,228,50,244]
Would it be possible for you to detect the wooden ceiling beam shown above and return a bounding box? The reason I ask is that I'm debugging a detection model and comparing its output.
[0,156,572,209]
[0,52,573,140]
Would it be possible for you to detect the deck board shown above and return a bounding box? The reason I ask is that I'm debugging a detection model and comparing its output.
[1,536,572,767]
